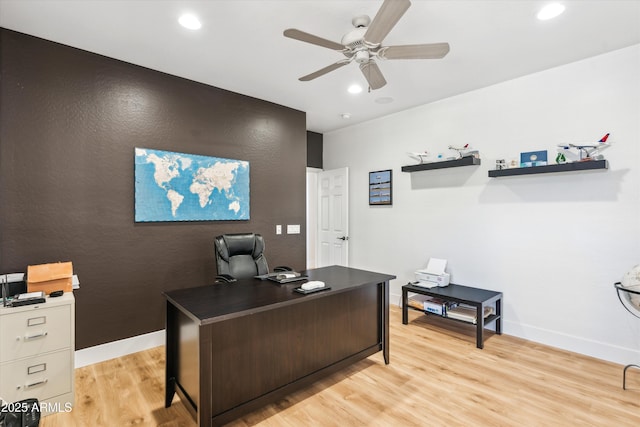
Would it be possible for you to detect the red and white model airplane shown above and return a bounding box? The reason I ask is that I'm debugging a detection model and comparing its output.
[557,133,611,161]
[448,144,479,159]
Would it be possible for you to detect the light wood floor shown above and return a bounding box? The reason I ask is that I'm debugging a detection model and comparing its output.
[42,306,639,426]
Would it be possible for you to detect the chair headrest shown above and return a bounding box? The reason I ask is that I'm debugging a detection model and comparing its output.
[216,233,264,261]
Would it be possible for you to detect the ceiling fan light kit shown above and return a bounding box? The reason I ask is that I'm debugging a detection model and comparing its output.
[283,0,449,90]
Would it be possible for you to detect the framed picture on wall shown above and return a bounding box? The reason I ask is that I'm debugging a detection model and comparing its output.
[369,169,392,206]
[134,147,250,222]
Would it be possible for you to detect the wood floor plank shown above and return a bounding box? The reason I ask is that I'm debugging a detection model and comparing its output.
[41,306,639,426]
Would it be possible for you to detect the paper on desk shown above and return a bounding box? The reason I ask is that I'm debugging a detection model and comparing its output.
[425,258,447,275]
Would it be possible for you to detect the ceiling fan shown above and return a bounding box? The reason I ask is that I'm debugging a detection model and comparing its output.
[283,0,450,90]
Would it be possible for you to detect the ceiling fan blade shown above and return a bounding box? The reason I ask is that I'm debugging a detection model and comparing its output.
[359,61,387,90]
[364,0,411,45]
[379,42,450,60]
[284,28,345,51]
[299,60,350,81]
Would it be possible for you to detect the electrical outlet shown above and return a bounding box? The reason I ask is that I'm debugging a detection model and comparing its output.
[276,225,282,235]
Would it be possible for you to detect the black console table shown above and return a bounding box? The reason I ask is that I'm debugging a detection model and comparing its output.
[402,283,502,349]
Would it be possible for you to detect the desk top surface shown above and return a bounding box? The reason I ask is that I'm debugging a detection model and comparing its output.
[164,265,395,324]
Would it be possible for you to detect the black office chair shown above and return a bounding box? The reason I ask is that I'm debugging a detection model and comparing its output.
[214,233,290,282]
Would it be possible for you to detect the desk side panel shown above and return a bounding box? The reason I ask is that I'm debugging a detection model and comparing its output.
[175,307,200,412]
[207,284,380,416]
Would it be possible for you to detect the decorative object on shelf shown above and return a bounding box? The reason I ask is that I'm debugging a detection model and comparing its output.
[134,148,250,222]
[495,159,507,170]
[555,152,567,164]
[556,133,611,162]
[614,264,640,390]
[520,150,548,167]
[369,169,392,205]
[407,144,479,166]
[448,144,479,160]
[408,151,431,164]
[407,150,454,164]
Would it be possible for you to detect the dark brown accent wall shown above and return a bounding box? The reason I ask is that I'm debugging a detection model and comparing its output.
[0,29,307,349]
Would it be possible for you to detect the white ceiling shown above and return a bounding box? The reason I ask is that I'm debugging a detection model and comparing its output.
[1,0,639,133]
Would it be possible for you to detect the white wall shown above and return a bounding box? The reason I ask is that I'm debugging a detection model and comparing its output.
[323,45,640,365]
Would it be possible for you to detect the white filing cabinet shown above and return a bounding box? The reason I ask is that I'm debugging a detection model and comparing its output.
[0,292,75,416]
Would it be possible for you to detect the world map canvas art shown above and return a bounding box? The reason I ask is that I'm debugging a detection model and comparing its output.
[135,148,250,222]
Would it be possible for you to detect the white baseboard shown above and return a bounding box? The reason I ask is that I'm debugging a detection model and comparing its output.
[75,295,639,369]
[391,291,639,366]
[505,320,639,366]
[75,330,165,368]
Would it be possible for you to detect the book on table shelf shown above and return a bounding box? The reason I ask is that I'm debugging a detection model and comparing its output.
[446,304,495,324]
[407,294,432,310]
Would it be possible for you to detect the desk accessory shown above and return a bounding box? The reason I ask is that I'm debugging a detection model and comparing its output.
[268,272,308,284]
[255,272,280,280]
[294,285,331,295]
[10,291,46,307]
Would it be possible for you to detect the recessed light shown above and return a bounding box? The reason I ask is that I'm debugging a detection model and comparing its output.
[347,84,363,94]
[179,14,202,30]
[341,113,351,119]
[537,3,565,20]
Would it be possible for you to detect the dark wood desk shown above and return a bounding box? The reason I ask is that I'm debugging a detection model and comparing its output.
[164,265,395,426]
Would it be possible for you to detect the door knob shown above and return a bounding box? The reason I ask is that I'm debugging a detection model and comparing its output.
[337,236,349,241]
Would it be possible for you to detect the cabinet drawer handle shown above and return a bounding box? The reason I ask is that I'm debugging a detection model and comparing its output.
[23,379,48,389]
[22,331,48,341]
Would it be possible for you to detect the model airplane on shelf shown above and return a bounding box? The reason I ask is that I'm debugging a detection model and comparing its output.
[557,133,611,161]
[408,151,431,164]
[408,144,479,164]
[448,144,479,159]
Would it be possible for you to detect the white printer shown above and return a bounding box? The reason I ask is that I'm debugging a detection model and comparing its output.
[414,258,450,288]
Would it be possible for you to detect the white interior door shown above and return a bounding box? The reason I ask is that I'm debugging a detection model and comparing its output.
[317,167,349,267]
